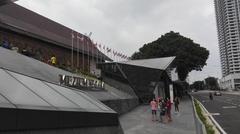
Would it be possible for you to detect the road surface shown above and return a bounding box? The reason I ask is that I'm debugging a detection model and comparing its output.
[192,92,240,134]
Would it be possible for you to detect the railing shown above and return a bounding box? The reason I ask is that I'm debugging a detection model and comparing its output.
[191,96,207,134]
[196,99,227,134]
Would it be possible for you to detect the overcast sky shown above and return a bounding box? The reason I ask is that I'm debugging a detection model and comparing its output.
[16,0,221,83]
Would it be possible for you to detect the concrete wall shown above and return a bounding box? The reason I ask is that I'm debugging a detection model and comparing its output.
[101,76,139,115]
[103,98,139,115]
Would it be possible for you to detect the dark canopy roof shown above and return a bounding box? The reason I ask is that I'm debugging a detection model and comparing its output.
[0,3,111,61]
[0,0,17,6]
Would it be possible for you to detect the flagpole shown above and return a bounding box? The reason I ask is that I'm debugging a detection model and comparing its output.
[111,48,113,61]
[87,40,90,72]
[96,43,98,64]
[101,46,103,63]
[92,41,94,65]
[77,33,79,70]
[82,37,85,72]
[100,44,102,63]
[103,46,106,62]
[71,31,74,70]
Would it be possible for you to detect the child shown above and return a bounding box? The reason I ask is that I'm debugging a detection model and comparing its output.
[150,98,157,121]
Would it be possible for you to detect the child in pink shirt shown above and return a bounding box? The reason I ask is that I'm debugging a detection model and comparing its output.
[150,98,157,121]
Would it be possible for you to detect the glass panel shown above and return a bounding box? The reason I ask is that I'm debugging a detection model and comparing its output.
[45,82,100,110]
[74,90,110,111]
[8,71,80,110]
[0,69,51,109]
[0,93,15,108]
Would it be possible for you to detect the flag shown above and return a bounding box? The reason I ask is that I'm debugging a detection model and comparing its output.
[80,36,84,42]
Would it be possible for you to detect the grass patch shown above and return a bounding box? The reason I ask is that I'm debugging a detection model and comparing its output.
[194,99,215,134]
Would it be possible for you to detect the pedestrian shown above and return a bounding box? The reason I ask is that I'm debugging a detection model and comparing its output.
[174,96,180,112]
[166,98,172,122]
[158,99,166,123]
[50,55,57,66]
[209,92,213,100]
[150,98,157,121]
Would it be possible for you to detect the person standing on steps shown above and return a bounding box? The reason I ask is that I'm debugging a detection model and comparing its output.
[50,55,57,66]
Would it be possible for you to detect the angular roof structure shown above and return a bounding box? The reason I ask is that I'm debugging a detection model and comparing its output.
[99,57,176,102]
[0,3,111,61]
[115,56,175,70]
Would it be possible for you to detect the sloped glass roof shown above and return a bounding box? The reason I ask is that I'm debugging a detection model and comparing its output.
[0,68,118,131]
[0,68,114,113]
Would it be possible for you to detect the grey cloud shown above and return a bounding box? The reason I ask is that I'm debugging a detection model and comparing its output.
[16,0,221,82]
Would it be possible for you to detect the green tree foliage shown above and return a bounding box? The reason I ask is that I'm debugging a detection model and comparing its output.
[131,31,209,81]
[191,81,205,90]
[205,77,219,90]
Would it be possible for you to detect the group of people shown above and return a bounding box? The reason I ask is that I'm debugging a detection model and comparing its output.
[150,96,180,123]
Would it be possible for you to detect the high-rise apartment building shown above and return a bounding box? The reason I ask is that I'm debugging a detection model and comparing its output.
[214,0,240,90]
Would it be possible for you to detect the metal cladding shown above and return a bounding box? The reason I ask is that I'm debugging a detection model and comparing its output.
[99,57,175,102]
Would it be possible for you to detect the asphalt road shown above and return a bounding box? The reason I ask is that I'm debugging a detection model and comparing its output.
[192,92,240,134]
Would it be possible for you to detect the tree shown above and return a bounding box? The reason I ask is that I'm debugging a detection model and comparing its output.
[131,31,209,81]
[190,81,205,91]
[205,77,219,90]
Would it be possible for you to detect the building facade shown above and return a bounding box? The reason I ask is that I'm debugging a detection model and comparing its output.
[214,0,240,90]
[0,3,110,75]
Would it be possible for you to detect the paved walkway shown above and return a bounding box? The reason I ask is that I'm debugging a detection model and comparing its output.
[120,98,196,134]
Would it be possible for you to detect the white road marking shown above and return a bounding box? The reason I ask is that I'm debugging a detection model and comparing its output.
[210,113,220,116]
[222,106,237,109]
